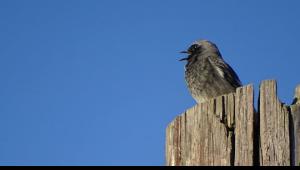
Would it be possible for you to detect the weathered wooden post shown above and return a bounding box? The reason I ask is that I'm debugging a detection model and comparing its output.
[259,80,290,165]
[290,85,300,166]
[166,80,300,166]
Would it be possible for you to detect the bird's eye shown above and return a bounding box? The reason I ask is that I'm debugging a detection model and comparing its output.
[188,44,201,53]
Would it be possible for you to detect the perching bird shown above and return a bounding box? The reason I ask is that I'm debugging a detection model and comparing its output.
[180,40,242,103]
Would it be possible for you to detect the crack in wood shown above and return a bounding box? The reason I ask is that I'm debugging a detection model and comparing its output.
[166,80,299,166]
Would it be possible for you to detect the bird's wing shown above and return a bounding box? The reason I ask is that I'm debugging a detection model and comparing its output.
[208,56,242,88]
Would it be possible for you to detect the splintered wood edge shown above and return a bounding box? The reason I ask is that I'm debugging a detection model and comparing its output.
[166,80,300,166]
[166,84,254,166]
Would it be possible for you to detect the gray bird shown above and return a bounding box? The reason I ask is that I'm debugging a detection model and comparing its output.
[180,40,242,103]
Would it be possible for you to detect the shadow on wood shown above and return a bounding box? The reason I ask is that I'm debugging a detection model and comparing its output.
[166,80,300,166]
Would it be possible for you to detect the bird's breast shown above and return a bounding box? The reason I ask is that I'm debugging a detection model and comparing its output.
[184,58,233,103]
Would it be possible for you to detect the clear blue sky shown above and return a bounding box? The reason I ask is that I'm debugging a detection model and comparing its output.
[1,0,300,166]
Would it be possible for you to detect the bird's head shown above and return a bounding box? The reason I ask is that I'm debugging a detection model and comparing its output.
[179,40,221,61]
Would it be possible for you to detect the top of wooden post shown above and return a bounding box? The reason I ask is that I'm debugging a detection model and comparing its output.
[166,79,300,166]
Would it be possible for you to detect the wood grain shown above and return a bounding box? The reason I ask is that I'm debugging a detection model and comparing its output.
[166,97,234,166]
[166,80,299,166]
[259,80,290,166]
[290,85,300,166]
[234,85,255,166]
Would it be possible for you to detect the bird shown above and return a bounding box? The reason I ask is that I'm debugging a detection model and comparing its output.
[180,40,242,103]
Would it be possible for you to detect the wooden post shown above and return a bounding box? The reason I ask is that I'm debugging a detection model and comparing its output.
[165,96,234,166]
[259,80,290,166]
[234,85,255,166]
[166,80,300,166]
[290,85,300,166]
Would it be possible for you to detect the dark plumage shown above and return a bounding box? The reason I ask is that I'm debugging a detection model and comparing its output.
[180,40,242,103]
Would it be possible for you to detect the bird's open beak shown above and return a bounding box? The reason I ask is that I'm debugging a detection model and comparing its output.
[179,51,190,61]
[180,51,189,54]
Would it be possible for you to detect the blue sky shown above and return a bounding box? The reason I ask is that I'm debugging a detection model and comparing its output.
[1,0,300,166]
